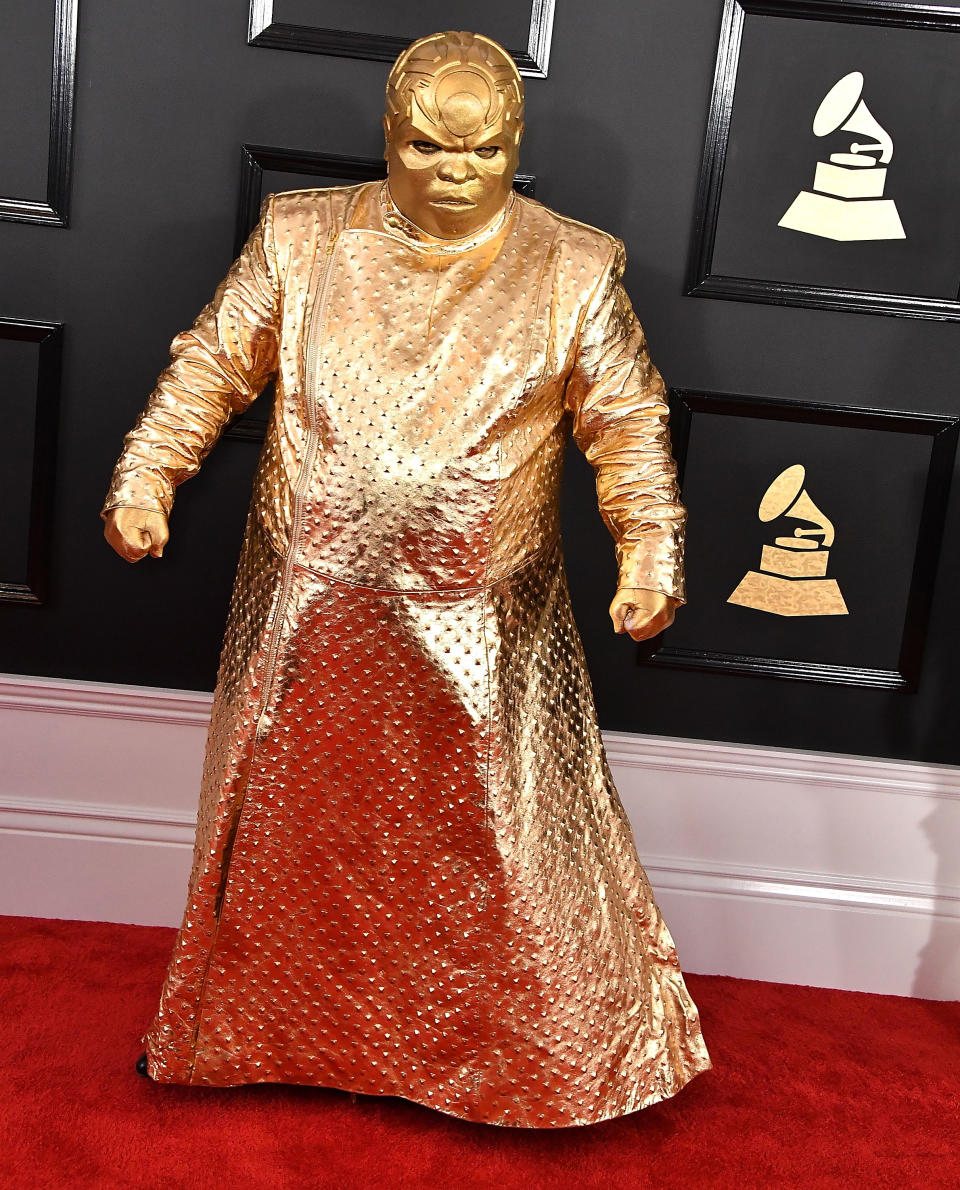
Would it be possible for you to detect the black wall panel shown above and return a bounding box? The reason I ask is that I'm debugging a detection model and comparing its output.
[0,0,77,226]
[0,319,63,603]
[248,0,554,74]
[1,0,959,764]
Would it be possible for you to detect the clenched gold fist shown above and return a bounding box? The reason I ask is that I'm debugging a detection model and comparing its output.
[609,588,678,642]
[103,507,169,563]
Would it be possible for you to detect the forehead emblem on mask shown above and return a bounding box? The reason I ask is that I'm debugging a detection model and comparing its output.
[385,31,524,143]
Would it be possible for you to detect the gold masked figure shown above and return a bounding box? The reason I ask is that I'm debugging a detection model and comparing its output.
[101,31,711,1126]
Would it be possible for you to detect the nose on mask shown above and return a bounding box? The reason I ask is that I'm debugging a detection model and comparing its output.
[437,157,476,181]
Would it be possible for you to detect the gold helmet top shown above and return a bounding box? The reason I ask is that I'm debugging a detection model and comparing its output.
[384,31,525,144]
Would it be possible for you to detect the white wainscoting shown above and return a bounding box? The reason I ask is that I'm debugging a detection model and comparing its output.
[1,671,958,1000]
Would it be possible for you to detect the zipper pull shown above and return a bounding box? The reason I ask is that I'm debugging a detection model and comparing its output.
[325,229,338,255]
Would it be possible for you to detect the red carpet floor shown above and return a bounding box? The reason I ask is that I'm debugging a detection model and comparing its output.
[1,915,957,1190]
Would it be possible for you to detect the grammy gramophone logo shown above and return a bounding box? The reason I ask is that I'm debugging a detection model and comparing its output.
[728,465,848,617]
[779,70,905,242]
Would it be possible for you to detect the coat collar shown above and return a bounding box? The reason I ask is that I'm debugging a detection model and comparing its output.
[377,181,516,254]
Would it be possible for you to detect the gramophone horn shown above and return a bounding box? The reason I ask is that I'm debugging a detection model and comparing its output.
[813,72,865,136]
[812,71,893,164]
[785,490,835,548]
[758,465,805,521]
[757,465,835,547]
[841,99,893,164]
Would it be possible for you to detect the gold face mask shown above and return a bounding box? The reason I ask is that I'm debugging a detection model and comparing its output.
[384,31,525,240]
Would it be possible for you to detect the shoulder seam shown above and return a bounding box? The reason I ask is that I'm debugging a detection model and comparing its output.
[268,180,379,203]
[514,195,617,247]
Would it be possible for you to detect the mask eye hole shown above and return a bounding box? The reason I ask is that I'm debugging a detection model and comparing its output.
[411,140,441,155]
[474,146,501,159]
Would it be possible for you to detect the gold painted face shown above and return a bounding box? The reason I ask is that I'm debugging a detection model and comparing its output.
[384,32,524,240]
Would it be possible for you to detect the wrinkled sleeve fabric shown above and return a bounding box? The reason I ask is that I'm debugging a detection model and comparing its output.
[100,195,281,520]
[563,238,686,604]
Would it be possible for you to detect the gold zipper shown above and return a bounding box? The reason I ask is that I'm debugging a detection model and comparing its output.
[187,225,341,1074]
[254,226,340,740]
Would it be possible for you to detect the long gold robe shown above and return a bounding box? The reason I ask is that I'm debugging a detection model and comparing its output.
[102,180,712,1126]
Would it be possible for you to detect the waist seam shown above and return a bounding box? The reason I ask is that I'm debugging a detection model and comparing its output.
[287,535,561,596]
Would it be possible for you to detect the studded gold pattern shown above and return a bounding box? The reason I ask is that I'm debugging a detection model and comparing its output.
[102,180,711,1126]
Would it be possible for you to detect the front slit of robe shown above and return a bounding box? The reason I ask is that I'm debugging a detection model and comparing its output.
[187,222,343,1072]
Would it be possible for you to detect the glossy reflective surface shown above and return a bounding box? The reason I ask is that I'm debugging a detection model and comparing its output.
[102,170,708,1125]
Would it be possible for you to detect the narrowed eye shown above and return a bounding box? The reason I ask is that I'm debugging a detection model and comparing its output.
[411,140,441,154]
[474,146,501,159]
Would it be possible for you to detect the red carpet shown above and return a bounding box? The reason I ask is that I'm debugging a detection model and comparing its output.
[1,915,957,1189]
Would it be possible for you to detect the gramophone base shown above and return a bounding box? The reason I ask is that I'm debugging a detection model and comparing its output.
[728,571,848,617]
[779,191,905,241]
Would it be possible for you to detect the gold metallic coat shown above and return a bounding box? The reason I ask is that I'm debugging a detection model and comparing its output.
[102,181,711,1126]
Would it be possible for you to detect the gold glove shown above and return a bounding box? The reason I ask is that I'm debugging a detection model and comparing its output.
[103,507,169,563]
[609,588,678,641]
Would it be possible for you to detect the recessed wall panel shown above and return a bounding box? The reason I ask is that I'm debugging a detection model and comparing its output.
[0,320,63,604]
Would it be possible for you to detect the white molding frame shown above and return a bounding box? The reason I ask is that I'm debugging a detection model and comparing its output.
[0,672,212,725]
[603,729,960,803]
[2,673,958,998]
[5,795,954,916]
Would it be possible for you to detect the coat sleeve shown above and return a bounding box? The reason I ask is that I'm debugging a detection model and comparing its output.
[563,237,686,603]
[100,195,281,520]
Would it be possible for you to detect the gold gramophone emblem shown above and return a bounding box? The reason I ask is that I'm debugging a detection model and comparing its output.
[728,464,848,617]
[778,70,905,242]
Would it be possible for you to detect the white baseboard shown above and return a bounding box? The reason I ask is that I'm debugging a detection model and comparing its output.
[2,671,958,1000]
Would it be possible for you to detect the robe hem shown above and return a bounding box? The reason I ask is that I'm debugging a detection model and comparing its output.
[142,1047,713,1129]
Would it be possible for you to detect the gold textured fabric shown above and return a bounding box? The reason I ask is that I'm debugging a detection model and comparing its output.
[102,180,711,1126]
